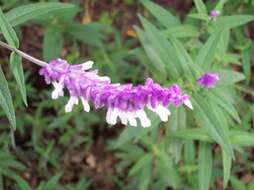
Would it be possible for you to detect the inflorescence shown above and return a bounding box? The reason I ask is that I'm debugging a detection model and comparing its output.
[39,59,194,127]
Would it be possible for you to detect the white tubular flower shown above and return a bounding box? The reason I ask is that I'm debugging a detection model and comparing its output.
[183,99,193,110]
[148,104,171,122]
[65,96,79,113]
[136,110,151,128]
[118,110,128,125]
[126,112,137,127]
[81,60,94,71]
[106,108,118,125]
[52,81,64,99]
[81,97,90,112]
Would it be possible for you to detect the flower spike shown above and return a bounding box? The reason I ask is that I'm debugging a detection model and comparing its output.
[39,59,193,127]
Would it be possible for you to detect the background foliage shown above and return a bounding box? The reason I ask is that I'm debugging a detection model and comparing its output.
[0,0,254,189]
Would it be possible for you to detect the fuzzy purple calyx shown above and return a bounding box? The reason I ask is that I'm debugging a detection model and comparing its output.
[197,72,219,88]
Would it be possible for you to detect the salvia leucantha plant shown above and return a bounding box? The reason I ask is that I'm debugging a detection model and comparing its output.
[0,0,254,190]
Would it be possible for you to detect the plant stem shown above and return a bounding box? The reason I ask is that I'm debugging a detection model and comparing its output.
[0,40,47,67]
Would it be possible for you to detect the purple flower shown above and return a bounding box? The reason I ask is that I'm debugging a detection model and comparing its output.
[209,10,220,20]
[39,59,193,127]
[197,72,219,88]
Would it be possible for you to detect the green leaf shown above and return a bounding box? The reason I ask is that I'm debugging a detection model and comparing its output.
[168,107,187,163]
[14,176,33,190]
[173,128,254,148]
[194,0,207,14]
[138,158,152,190]
[44,173,62,190]
[168,35,201,79]
[242,49,251,84]
[213,15,254,30]
[184,141,195,164]
[67,23,103,47]
[214,0,227,11]
[156,150,180,188]
[0,65,16,130]
[6,3,75,27]
[43,27,63,61]
[195,29,223,69]
[198,142,212,190]
[192,95,233,157]
[172,128,213,142]
[230,130,254,147]
[114,127,144,149]
[138,16,181,78]
[164,25,199,38]
[218,70,245,85]
[210,90,240,123]
[135,26,166,73]
[0,8,19,47]
[217,29,230,54]
[230,176,246,190]
[141,0,180,28]
[217,53,241,65]
[10,52,27,106]
[222,150,231,189]
[188,13,209,21]
[128,154,152,177]
[114,112,160,149]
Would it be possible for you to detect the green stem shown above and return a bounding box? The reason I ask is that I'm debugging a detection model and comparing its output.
[0,40,47,67]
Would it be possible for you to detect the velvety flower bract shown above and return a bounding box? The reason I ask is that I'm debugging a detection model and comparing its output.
[209,10,220,20]
[39,59,193,127]
[196,72,219,88]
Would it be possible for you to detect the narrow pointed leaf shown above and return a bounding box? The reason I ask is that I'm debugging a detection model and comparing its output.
[222,150,231,189]
[6,3,75,27]
[0,8,19,47]
[230,130,254,147]
[172,128,213,142]
[194,0,207,14]
[198,142,212,190]
[213,15,254,30]
[164,25,199,38]
[195,29,223,69]
[14,176,33,190]
[192,95,233,157]
[10,53,27,106]
[218,70,245,85]
[141,0,180,28]
[215,0,227,11]
[139,16,181,78]
[230,176,246,190]
[242,49,251,84]
[0,66,16,130]
[128,154,152,177]
[135,26,166,73]
[210,90,240,123]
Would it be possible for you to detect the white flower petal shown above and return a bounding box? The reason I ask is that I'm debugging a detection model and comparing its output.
[126,112,137,127]
[65,96,79,113]
[98,76,111,82]
[106,108,117,125]
[51,81,64,99]
[136,110,151,128]
[149,105,171,122]
[184,99,193,110]
[80,97,90,112]
[118,110,128,125]
[81,61,94,70]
